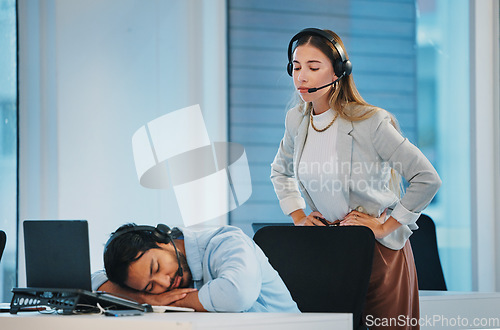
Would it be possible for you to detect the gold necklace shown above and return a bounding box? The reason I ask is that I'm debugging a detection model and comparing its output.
[310,110,338,132]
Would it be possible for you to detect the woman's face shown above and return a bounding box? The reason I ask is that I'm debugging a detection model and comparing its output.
[292,44,336,112]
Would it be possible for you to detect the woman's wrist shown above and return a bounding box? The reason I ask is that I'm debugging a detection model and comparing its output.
[290,209,306,225]
[379,216,401,238]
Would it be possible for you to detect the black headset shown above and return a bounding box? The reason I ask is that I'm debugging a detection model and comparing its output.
[287,28,352,78]
[105,224,184,277]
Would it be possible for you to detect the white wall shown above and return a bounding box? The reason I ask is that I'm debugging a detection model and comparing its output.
[17,0,227,283]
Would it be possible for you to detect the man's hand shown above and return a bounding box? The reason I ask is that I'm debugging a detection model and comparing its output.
[139,288,199,306]
[168,290,207,312]
[97,280,197,306]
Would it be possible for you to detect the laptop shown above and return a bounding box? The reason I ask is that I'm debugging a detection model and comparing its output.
[10,220,152,314]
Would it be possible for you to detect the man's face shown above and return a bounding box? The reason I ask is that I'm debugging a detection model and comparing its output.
[125,243,191,294]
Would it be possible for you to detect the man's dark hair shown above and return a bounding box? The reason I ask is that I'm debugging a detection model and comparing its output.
[104,223,164,288]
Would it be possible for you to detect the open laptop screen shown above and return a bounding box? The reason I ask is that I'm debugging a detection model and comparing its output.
[24,220,92,291]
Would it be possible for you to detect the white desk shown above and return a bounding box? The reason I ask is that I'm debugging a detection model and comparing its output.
[419,291,500,329]
[0,312,352,330]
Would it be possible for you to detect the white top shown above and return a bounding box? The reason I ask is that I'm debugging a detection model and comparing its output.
[298,109,349,221]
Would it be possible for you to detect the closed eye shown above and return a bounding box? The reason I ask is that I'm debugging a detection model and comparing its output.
[143,259,160,292]
[149,261,161,292]
[293,66,319,71]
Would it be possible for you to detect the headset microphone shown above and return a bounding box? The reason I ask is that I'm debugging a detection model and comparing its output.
[307,74,344,93]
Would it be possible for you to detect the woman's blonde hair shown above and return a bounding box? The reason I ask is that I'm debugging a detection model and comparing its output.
[290,29,404,198]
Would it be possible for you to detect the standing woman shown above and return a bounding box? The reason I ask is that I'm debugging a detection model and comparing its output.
[271,28,441,329]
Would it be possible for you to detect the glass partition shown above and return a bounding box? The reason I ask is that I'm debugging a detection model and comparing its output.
[0,0,18,302]
[416,0,471,291]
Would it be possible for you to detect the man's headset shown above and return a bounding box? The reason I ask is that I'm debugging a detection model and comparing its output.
[287,28,352,79]
[105,224,184,278]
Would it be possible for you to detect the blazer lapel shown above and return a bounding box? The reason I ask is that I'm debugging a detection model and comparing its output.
[293,112,318,211]
[336,117,354,203]
[293,113,309,176]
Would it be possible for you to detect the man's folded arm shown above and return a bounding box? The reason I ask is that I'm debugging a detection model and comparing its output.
[92,270,198,307]
[197,236,262,312]
[95,278,147,303]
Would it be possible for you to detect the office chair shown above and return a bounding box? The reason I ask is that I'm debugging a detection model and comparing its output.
[254,226,375,330]
[409,214,447,290]
[0,230,6,262]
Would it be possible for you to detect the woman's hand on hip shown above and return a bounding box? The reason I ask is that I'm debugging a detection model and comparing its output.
[340,210,388,239]
[290,209,331,226]
[298,211,331,226]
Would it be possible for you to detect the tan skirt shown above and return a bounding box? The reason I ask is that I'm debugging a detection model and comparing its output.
[363,240,420,330]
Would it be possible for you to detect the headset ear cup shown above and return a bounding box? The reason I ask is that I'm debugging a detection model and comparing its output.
[155,224,172,243]
[333,60,344,77]
[287,62,293,76]
[343,60,352,76]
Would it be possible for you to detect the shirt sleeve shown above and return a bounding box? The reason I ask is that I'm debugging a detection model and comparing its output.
[197,233,262,312]
[371,112,442,226]
[91,269,109,291]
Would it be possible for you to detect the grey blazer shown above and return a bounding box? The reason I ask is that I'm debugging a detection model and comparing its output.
[270,105,441,250]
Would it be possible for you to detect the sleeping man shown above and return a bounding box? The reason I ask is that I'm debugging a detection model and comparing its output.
[92,223,299,312]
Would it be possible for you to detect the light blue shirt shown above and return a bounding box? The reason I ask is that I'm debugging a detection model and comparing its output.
[92,225,300,313]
